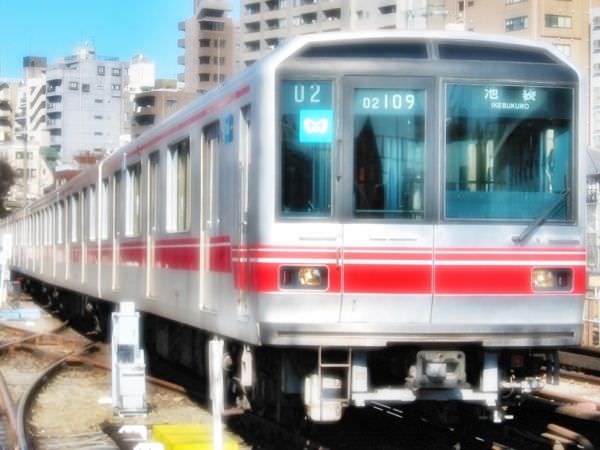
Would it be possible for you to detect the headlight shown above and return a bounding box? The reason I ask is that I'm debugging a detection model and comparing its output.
[280,266,328,290]
[532,268,572,291]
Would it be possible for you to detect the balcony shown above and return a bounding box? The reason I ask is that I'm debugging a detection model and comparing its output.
[178,21,186,31]
[46,118,62,130]
[46,101,63,113]
[178,38,186,49]
[177,73,185,83]
[245,21,261,33]
[177,55,185,65]
[0,109,11,119]
[46,85,63,97]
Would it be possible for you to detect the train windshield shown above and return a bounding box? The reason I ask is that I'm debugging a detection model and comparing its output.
[353,88,425,219]
[280,80,333,217]
[445,84,573,221]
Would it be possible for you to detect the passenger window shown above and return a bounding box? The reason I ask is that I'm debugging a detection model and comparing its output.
[280,80,333,217]
[89,184,97,241]
[353,88,425,219]
[101,178,109,240]
[445,84,573,220]
[125,163,142,237]
[166,138,191,232]
[148,152,160,232]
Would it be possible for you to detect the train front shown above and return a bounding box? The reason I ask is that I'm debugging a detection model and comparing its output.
[250,33,585,423]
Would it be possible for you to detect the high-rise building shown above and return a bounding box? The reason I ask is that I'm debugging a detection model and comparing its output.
[591,1,600,149]
[132,79,195,138]
[239,0,453,66]
[240,1,587,69]
[179,0,235,94]
[45,44,129,163]
[461,0,588,70]
[0,80,19,143]
[16,57,49,147]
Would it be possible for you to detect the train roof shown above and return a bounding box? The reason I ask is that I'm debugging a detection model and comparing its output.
[18,30,580,214]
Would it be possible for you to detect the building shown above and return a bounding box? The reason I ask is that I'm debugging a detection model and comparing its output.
[239,1,587,69]
[132,79,195,138]
[0,80,19,143]
[16,57,49,147]
[239,0,454,66]
[0,141,54,209]
[179,0,235,94]
[45,44,129,163]
[591,2,600,150]
[461,0,588,70]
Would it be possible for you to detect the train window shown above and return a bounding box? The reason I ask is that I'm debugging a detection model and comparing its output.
[101,178,109,240]
[445,84,573,220]
[125,163,142,237]
[280,80,333,217]
[89,184,97,241]
[57,201,65,244]
[166,138,191,232]
[82,188,88,241]
[148,152,160,232]
[300,42,428,59]
[438,44,557,64]
[353,88,425,219]
[202,123,220,233]
[70,193,79,243]
[113,172,122,238]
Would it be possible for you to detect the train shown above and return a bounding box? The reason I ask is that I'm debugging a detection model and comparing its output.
[0,31,586,423]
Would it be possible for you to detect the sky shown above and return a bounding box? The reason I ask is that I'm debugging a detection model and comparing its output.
[0,0,240,81]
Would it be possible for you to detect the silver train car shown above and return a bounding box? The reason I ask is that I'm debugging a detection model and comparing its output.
[1,32,586,422]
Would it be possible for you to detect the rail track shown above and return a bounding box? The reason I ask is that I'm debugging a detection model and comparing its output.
[2,296,600,450]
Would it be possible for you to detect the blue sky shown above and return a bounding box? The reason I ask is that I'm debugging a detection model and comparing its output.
[0,1,240,81]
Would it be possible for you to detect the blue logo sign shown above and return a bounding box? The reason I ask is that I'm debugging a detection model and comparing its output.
[224,114,234,144]
[299,109,333,144]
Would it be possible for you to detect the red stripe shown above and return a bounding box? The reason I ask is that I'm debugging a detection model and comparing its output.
[344,265,431,294]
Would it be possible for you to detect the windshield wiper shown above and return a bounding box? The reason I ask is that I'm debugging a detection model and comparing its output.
[512,190,569,245]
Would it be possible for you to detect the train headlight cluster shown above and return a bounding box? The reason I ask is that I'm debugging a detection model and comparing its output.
[280,266,328,290]
[532,268,572,291]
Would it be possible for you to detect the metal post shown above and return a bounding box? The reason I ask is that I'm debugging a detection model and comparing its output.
[208,337,224,450]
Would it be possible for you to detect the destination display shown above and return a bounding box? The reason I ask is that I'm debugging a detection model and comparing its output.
[447,84,573,119]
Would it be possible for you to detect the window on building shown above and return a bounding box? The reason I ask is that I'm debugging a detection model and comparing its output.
[94,99,104,103]
[94,115,103,119]
[112,68,121,76]
[554,43,571,57]
[112,84,121,91]
[200,21,224,31]
[199,73,210,82]
[166,138,191,232]
[213,39,226,48]
[16,169,23,177]
[594,16,600,30]
[545,14,572,28]
[200,38,211,47]
[82,83,90,93]
[125,163,141,237]
[505,16,528,31]
[199,56,211,64]
[69,81,79,90]
[94,132,103,136]
[379,5,396,14]
[212,56,225,65]
[16,152,23,159]
[97,65,105,76]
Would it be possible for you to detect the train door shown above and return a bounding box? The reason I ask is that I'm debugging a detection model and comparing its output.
[339,77,435,323]
[200,122,220,311]
[146,151,160,298]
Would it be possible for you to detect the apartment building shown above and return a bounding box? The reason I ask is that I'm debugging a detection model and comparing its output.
[0,81,19,143]
[45,44,129,163]
[132,79,195,138]
[462,0,588,70]
[240,0,457,66]
[16,57,49,147]
[179,0,235,94]
[591,1,600,149]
